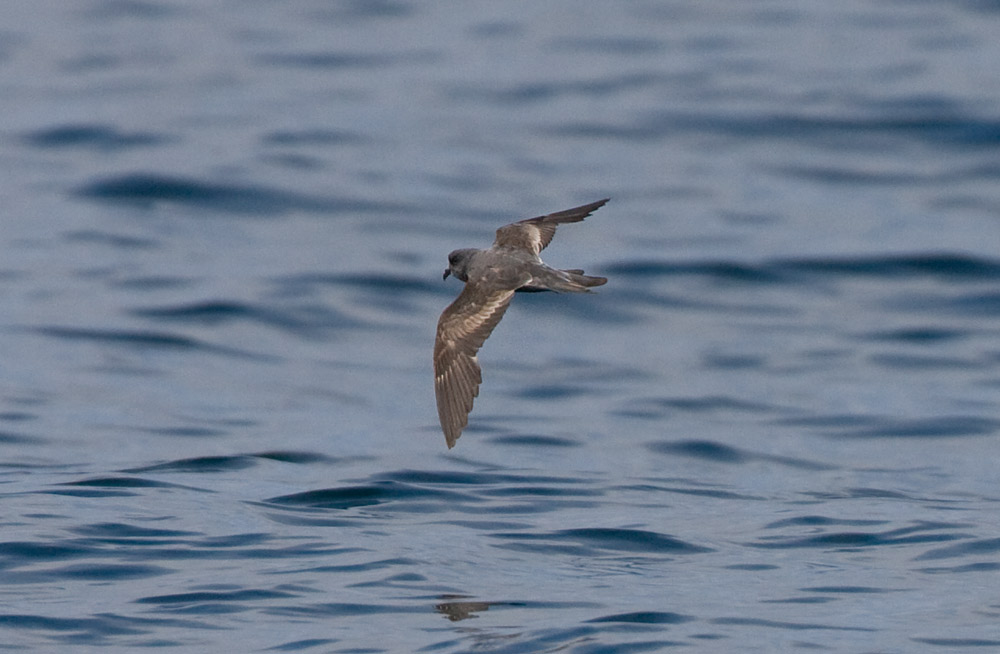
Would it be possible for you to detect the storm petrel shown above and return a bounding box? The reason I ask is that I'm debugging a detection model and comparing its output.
[434,198,609,448]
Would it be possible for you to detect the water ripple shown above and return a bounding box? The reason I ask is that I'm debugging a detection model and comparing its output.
[491,527,713,556]
[74,173,411,216]
[606,253,1000,284]
[20,123,168,151]
[30,325,272,359]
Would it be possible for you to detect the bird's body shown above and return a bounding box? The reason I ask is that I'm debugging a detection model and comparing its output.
[434,198,609,448]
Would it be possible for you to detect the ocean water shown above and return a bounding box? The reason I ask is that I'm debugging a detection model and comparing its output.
[2,1,1000,651]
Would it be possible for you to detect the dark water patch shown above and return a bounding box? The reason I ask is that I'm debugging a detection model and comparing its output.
[262,601,422,618]
[80,0,184,20]
[276,272,439,296]
[372,469,499,486]
[607,253,1000,286]
[703,353,767,370]
[782,253,1000,280]
[649,439,748,463]
[630,395,776,415]
[447,72,665,105]
[310,0,415,20]
[864,327,970,343]
[553,36,666,55]
[890,290,1000,317]
[550,110,1000,149]
[266,480,472,511]
[59,476,191,490]
[111,274,198,291]
[918,561,1000,574]
[490,434,580,448]
[835,415,999,439]
[511,384,588,400]
[74,173,408,216]
[762,596,838,604]
[199,533,271,548]
[265,638,337,651]
[774,413,884,431]
[0,612,211,644]
[779,413,1000,439]
[64,230,159,249]
[914,536,1000,561]
[253,450,336,464]
[372,468,582,487]
[266,486,394,510]
[840,488,916,500]
[586,611,693,624]
[491,527,713,555]
[0,541,99,563]
[260,152,325,171]
[137,588,295,605]
[711,616,876,632]
[33,326,199,349]
[439,622,677,654]
[255,510,358,529]
[438,519,532,531]
[306,557,419,575]
[55,563,168,580]
[913,638,1000,647]
[256,50,435,70]
[125,455,258,474]
[765,515,888,529]
[70,523,197,540]
[142,426,229,439]
[647,440,834,471]
[775,164,923,185]
[479,485,603,499]
[43,489,138,498]
[750,523,969,550]
[30,325,270,359]
[0,410,36,422]
[603,259,793,284]
[801,586,894,594]
[0,429,41,444]
[131,300,360,336]
[868,353,981,370]
[132,300,260,325]
[621,482,762,501]
[262,128,368,146]
[349,571,426,587]
[21,123,168,150]
[0,563,170,584]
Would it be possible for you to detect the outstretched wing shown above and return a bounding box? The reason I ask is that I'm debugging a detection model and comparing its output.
[434,284,516,448]
[494,198,609,255]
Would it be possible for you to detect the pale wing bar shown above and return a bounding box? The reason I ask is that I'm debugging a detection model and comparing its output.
[494,198,609,255]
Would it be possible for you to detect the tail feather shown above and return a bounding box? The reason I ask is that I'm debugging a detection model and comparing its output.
[518,266,607,293]
[564,269,607,288]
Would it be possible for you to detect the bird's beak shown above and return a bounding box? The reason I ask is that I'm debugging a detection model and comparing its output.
[442,268,451,281]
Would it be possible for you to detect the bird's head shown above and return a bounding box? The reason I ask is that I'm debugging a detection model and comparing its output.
[443,248,477,282]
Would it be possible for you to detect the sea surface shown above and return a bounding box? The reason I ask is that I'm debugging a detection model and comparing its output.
[2,1,1000,652]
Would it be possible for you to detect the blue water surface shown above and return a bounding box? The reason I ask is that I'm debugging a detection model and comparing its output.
[2,1,1000,651]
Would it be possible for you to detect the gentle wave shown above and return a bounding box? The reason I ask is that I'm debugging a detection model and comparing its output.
[74,173,412,216]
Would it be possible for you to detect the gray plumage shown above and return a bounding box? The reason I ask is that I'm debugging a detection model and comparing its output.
[434,198,609,448]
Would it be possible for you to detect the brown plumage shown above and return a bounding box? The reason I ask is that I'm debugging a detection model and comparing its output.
[434,199,609,448]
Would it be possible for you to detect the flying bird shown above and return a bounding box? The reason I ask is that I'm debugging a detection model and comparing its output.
[434,198,609,448]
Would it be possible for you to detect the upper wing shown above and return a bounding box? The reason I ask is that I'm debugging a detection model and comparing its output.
[493,198,609,255]
[433,284,516,448]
